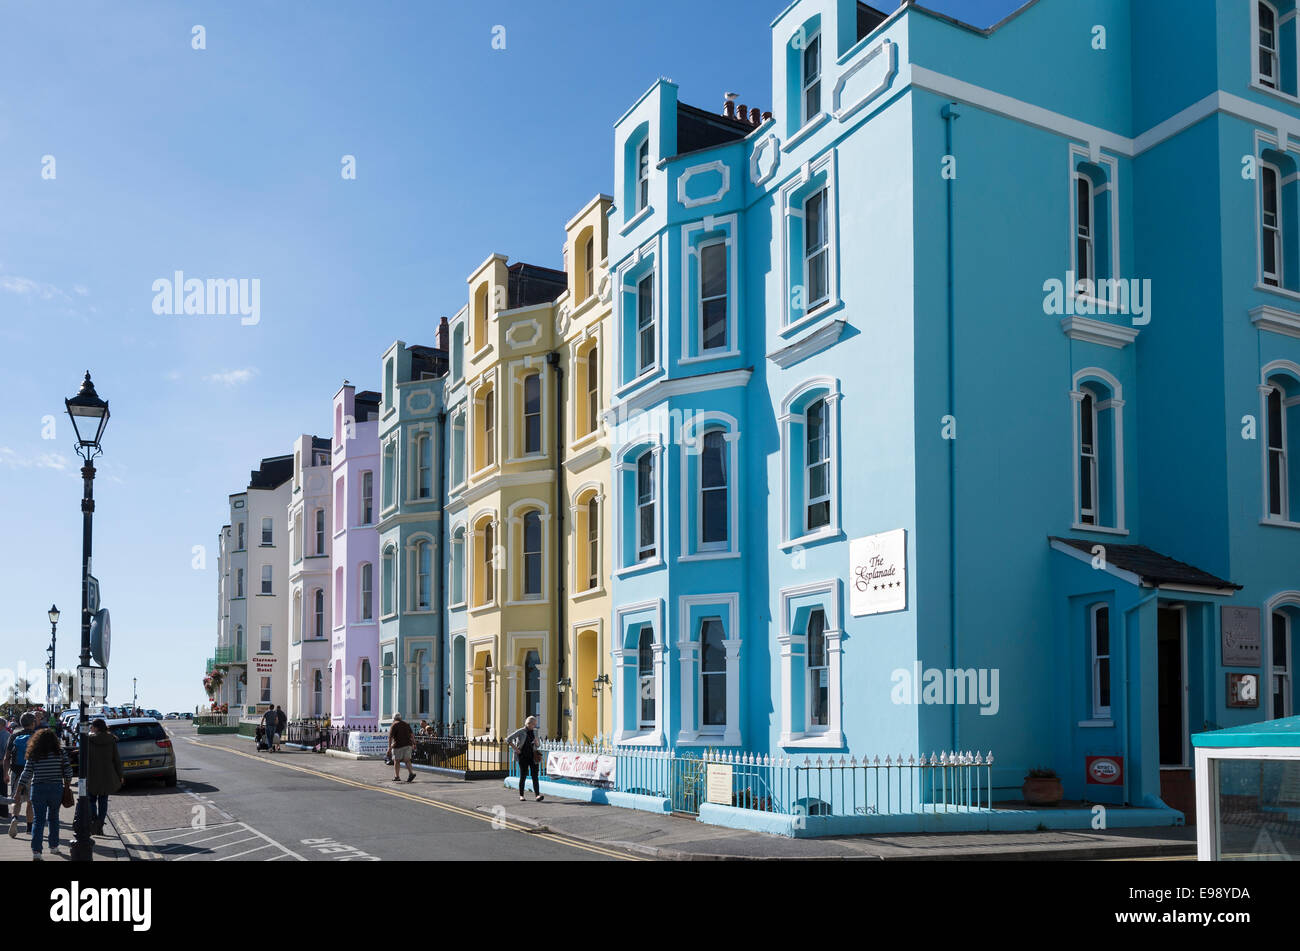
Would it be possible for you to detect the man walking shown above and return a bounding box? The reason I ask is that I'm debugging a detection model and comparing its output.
[0,719,10,820]
[261,707,279,754]
[274,706,286,752]
[5,714,37,836]
[387,713,416,783]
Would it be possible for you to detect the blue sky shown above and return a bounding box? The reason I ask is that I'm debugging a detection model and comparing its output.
[0,0,1024,712]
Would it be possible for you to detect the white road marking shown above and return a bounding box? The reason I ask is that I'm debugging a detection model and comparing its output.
[216,843,277,861]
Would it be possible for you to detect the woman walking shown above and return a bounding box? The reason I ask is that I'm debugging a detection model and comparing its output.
[16,728,72,861]
[85,719,123,835]
[506,715,544,802]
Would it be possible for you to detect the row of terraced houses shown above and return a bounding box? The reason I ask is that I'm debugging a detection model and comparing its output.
[206,0,1300,827]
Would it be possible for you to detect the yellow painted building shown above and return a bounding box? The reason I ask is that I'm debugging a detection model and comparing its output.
[444,198,612,741]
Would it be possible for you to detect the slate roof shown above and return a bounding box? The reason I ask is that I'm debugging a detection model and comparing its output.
[408,344,448,380]
[249,454,294,490]
[1049,537,1241,590]
[506,263,567,309]
[857,2,888,40]
[355,390,382,423]
[676,101,755,155]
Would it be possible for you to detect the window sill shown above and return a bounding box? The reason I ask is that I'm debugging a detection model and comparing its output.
[1260,517,1300,530]
[678,349,739,367]
[780,299,842,340]
[1078,718,1114,728]
[780,528,843,551]
[614,559,664,579]
[505,598,550,608]
[615,365,665,399]
[1255,282,1300,304]
[571,586,606,603]
[1250,80,1300,106]
[780,731,844,749]
[255,593,276,598]
[468,603,499,616]
[782,113,831,152]
[620,205,655,236]
[617,731,665,747]
[472,345,494,362]
[678,550,740,563]
[1070,523,1129,537]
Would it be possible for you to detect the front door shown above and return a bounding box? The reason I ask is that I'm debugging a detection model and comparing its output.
[1157,607,1186,767]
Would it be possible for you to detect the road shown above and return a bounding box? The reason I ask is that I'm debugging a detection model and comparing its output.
[108,722,619,861]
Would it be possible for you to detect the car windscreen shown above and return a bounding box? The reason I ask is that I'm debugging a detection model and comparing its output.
[109,723,167,742]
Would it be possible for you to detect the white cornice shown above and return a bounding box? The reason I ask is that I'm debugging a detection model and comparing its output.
[1059,316,1139,349]
[767,319,847,368]
[614,368,753,414]
[1251,304,1300,339]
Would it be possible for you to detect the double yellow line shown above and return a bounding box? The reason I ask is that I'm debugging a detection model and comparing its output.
[184,737,641,861]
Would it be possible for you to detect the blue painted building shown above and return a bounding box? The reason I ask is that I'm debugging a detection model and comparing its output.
[605,0,1300,816]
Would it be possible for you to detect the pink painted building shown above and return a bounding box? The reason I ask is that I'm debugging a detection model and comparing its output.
[330,384,382,726]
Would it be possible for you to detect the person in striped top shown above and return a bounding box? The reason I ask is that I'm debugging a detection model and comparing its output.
[16,729,71,861]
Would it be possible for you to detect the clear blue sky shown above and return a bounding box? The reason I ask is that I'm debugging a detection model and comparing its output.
[0,0,1024,713]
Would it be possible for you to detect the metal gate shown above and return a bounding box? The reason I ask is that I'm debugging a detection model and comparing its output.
[669,753,705,815]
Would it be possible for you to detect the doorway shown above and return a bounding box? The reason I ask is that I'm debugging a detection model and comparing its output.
[1157,606,1187,767]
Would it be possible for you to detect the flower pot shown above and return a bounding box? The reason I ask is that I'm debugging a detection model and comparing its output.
[1022,776,1063,806]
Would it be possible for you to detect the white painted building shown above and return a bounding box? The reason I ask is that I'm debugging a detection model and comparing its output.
[287,435,333,720]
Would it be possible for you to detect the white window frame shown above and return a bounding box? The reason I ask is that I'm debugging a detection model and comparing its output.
[313,587,325,637]
[805,397,831,535]
[361,470,374,523]
[679,414,741,561]
[680,218,741,364]
[414,539,433,612]
[1078,390,1099,525]
[778,580,844,747]
[698,237,729,353]
[1075,172,1095,290]
[449,526,467,609]
[636,137,650,213]
[636,450,657,562]
[260,564,273,595]
[1258,1,1283,91]
[805,607,830,733]
[804,187,830,313]
[1067,147,1121,310]
[675,593,741,747]
[779,150,840,334]
[801,30,822,127]
[360,562,373,621]
[522,371,543,456]
[261,517,273,546]
[259,624,272,654]
[1262,159,1284,288]
[636,272,655,376]
[1090,603,1112,720]
[1070,369,1128,534]
[779,378,842,549]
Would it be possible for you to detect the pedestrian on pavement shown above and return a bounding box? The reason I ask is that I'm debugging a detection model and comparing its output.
[0,719,10,820]
[388,713,416,783]
[261,707,279,753]
[274,706,286,751]
[85,719,123,836]
[5,713,37,837]
[506,715,544,802]
[17,728,71,861]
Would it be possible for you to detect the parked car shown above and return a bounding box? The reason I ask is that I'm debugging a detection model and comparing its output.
[145,709,163,719]
[164,712,178,719]
[106,718,177,786]
[181,712,193,720]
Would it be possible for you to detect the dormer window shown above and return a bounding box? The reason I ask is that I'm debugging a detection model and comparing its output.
[802,32,822,125]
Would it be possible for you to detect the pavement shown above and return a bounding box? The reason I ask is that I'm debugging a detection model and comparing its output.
[172,726,1197,861]
[0,800,129,863]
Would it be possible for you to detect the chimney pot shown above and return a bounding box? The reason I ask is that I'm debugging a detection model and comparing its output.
[724,100,735,118]
[750,107,761,125]
[762,111,773,123]
[437,315,449,352]
[738,104,748,122]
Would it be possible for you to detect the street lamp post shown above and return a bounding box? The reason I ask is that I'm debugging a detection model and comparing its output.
[65,371,109,863]
[133,677,137,716]
[46,605,60,715]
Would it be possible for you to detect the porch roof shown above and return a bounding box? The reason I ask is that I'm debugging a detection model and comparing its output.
[1048,536,1241,593]
[1192,715,1300,748]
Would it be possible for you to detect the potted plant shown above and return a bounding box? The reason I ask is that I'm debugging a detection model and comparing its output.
[1022,767,1063,806]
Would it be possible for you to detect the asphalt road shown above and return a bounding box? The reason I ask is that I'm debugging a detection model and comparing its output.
[107,722,615,862]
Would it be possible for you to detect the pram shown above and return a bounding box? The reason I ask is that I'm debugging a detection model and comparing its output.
[255,725,269,752]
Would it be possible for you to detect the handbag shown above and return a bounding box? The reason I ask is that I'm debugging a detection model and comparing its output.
[532,749,542,765]
[61,784,74,808]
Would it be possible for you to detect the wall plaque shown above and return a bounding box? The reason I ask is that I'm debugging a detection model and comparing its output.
[1221,606,1261,667]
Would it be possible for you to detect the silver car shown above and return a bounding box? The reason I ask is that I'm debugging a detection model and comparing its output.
[105,718,177,786]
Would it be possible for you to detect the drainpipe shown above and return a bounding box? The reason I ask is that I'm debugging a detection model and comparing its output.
[941,101,960,754]
[1121,589,1159,807]
[437,407,448,727]
[547,351,567,740]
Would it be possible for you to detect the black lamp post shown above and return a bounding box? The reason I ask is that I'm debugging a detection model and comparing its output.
[46,605,60,715]
[65,371,108,862]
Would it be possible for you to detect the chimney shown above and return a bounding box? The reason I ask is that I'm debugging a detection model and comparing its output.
[762,111,773,124]
[437,315,449,352]
[723,92,738,119]
[738,104,748,123]
[749,107,761,126]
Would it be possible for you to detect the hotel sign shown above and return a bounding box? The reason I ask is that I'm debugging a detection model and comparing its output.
[849,529,907,617]
[1221,607,1261,667]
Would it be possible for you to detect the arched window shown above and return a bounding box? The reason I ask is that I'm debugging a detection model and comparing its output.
[638,628,655,728]
[335,566,344,621]
[482,521,495,603]
[483,652,494,734]
[313,588,324,637]
[586,344,599,436]
[475,284,490,348]
[583,233,595,301]
[1273,610,1293,719]
[292,591,302,643]
[1073,372,1123,530]
[483,389,496,466]
[450,528,465,605]
[384,360,394,408]
[807,608,828,728]
[359,563,373,621]
[699,617,725,728]
[416,541,432,610]
[234,625,244,656]
[801,28,821,125]
[415,649,430,718]
[806,398,831,531]
[523,511,542,598]
[382,546,395,616]
[524,650,541,719]
[360,658,372,713]
[637,451,656,561]
[312,669,323,717]
[587,496,599,590]
[334,477,345,532]
[383,443,396,509]
[1263,370,1300,520]
[700,430,729,548]
[636,138,650,212]
[451,324,464,381]
[523,373,542,455]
